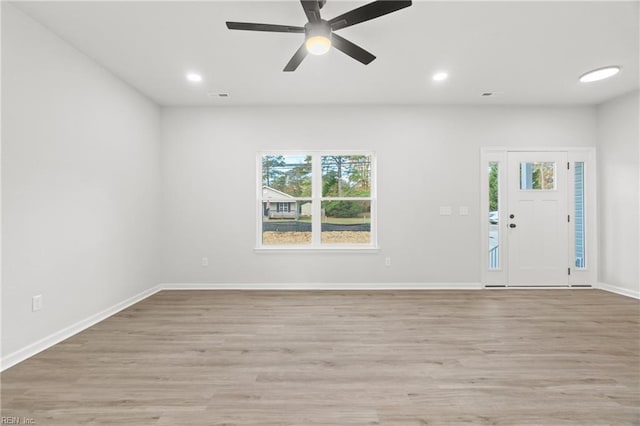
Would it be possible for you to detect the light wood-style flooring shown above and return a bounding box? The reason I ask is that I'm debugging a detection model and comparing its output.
[2,290,639,425]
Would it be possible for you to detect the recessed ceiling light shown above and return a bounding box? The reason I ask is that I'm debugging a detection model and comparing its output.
[432,72,448,82]
[579,66,620,83]
[186,72,203,83]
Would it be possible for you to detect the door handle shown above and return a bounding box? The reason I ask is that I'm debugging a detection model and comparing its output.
[509,223,517,228]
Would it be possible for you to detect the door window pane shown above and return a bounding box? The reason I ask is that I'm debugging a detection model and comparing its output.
[520,162,556,190]
[488,162,499,269]
[574,162,586,268]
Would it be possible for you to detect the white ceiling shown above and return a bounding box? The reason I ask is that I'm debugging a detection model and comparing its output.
[12,0,639,106]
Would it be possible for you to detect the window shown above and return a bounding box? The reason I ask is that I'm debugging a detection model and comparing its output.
[519,162,556,190]
[258,152,376,249]
[488,161,500,269]
[574,162,586,268]
[276,202,291,213]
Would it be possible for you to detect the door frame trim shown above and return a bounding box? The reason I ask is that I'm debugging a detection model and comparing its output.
[480,147,597,287]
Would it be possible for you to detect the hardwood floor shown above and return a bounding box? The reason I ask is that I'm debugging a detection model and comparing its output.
[1,290,639,425]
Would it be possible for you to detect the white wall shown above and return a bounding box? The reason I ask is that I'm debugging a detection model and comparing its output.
[596,90,640,297]
[1,4,161,359]
[160,105,597,285]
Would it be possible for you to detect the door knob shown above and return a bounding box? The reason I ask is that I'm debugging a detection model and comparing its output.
[509,223,517,228]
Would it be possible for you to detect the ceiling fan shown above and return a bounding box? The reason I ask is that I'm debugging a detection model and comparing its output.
[226,0,412,72]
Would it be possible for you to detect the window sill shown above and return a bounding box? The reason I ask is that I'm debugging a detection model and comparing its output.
[254,246,380,254]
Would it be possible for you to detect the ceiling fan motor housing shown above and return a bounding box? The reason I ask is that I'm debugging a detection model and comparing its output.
[305,20,332,42]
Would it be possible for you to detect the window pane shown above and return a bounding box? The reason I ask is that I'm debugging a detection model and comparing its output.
[262,210,312,245]
[574,162,586,268]
[321,155,371,197]
[321,201,371,244]
[262,155,311,197]
[488,162,499,269]
[520,162,556,190]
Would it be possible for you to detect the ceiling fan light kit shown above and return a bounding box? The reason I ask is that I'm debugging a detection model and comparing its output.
[226,0,412,71]
[305,21,332,55]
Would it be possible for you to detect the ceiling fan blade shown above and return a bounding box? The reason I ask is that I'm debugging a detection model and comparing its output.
[284,43,309,72]
[329,0,412,31]
[300,0,321,23]
[331,33,376,65]
[226,22,305,33]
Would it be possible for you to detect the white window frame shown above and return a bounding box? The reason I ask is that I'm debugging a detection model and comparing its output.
[256,150,378,252]
[481,150,507,285]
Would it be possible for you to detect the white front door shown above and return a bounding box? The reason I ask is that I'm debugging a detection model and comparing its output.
[507,151,569,286]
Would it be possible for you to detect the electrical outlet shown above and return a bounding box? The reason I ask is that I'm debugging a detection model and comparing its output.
[385,257,392,267]
[32,294,43,312]
[201,257,209,267]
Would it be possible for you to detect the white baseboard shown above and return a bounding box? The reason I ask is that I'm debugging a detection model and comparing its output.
[596,282,640,299]
[159,282,483,290]
[1,285,162,372]
[486,285,593,289]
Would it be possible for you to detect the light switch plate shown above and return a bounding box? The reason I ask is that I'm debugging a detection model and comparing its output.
[439,206,452,216]
[32,294,43,312]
